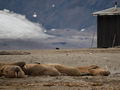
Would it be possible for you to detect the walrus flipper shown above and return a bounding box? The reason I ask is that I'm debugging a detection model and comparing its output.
[60,73,67,76]
[81,73,91,76]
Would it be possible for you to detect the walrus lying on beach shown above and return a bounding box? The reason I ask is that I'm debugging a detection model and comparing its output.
[22,64,62,76]
[0,62,26,78]
[77,65,110,76]
[0,65,26,78]
[44,63,90,76]
[88,65,110,76]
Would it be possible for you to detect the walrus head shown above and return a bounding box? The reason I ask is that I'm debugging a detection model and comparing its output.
[0,65,26,78]
[104,65,110,76]
[104,71,110,76]
[14,66,20,77]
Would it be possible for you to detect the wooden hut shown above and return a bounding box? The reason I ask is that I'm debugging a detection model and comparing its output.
[92,2,120,48]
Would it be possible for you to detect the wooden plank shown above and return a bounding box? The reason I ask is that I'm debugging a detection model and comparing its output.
[117,16,120,46]
[115,15,120,46]
[114,15,117,46]
[103,16,109,48]
[97,16,103,48]
[109,15,114,47]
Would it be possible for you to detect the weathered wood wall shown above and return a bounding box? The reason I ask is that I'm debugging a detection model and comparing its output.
[97,15,120,48]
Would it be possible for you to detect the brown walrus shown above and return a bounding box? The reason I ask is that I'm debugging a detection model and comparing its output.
[22,64,62,76]
[0,65,26,78]
[44,63,90,76]
[77,65,110,76]
[88,65,110,76]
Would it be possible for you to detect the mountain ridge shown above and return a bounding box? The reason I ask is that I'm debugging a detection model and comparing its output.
[0,0,119,50]
[0,0,120,30]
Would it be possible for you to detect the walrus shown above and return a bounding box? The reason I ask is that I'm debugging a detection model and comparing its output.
[22,64,62,76]
[44,63,90,76]
[77,65,110,76]
[0,65,26,78]
[88,65,110,76]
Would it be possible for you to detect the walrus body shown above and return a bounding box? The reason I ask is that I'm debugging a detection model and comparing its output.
[77,65,110,76]
[44,63,83,76]
[88,66,110,76]
[23,64,61,76]
[0,65,26,78]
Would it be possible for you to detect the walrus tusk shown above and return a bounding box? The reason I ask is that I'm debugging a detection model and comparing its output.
[24,66,26,69]
[15,72,17,77]
[15,72,20,77]
[105,65,108,71]
[18,72,19,77]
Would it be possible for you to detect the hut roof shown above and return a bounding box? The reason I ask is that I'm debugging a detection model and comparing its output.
[92,7,120,16]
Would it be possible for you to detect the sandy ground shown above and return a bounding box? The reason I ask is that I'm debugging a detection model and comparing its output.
[0,48,120,90]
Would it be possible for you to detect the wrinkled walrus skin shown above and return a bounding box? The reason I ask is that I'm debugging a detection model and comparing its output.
[22,64,61,76]
[77,65,110,76]
[0,65,26,78]
[88,66,110,76]
[44,63,84,76]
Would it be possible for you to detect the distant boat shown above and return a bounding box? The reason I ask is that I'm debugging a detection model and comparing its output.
[33,12,37,17]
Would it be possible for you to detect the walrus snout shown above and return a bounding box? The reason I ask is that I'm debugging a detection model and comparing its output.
[14,66,20,77]
[15,67,20,73]
[105,71,110,76]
